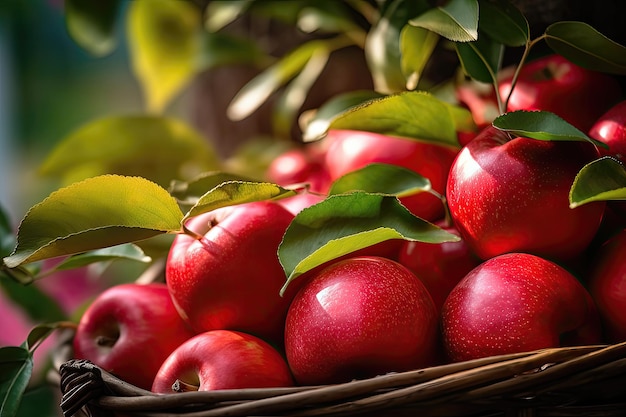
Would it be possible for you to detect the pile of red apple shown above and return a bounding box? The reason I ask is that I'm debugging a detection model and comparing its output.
[72,54,626,394]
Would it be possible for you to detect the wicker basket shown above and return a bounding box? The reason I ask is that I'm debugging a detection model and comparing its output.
[51,327,626,417]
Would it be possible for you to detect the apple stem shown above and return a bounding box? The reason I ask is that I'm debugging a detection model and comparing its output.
[95,335,117,348]
[172,379,199,393]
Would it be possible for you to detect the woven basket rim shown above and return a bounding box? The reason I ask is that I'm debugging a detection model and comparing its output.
[54,337,626,417]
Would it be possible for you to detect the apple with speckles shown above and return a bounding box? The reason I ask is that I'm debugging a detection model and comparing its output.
[284,256,439,385]
[441,253,602,362]
[446,125,605,263]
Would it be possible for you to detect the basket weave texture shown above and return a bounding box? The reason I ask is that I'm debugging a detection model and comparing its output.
[56,339,626,417]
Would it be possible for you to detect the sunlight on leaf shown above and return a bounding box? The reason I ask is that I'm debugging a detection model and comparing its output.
[64,0,121,57]
[3,175,184,268]
[400,24,439,90]
[278,192,459,294]
[53,244,151,271]
[570,157,626,208]
[329,163,432,197]
[128,0,201,113]
[409,0,478,42]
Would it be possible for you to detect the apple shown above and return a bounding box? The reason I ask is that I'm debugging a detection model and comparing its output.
[152,329,294,393]
[441,253,602,362]
[587,229,626,343]
[322,129,459,222]
[589,99,626,162]
[265,145,331,194]
[276,189,326,216]
[165,201,297,346]
[499,54,623,133]
[284,256,439,386]
[446,125,605,263]
[397,222,480,311]
[72,283,196,390]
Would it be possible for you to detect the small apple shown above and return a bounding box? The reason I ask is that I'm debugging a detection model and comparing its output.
[499,54,623,132]
[589,99,626,162]
[441,253,602,362]
[276,189,326,216]
[152,330,294,393]
[587,229,626,343]
[323,129,459,221]
[284,256,438,385]
[397,222,480,311]
[446,125,605,263]
[165,201,297,345]
[265,145,331,194]
[72,283,196,390]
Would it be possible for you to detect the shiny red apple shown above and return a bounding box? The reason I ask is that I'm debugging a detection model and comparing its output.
[441,253,602,362]
[72,283,196,390]
[587,229,626,343]
[152,330,294,393]
[265,145,331,194]
[499,54,623,132]
[284,256,438,385]
[322,129,459,221]
[165,201,297,345]
[446,125,605,263]
[589,99,626,162]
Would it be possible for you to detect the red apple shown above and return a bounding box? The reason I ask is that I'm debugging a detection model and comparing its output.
[589,99,626,162]
[499,54,623,133]
[284,256,438,385]
[152,330,294,393]
[446,125,605,263]
[165,201,297,345]
[266,145,331,194]
[441,253,602,362]
[398,222,480,311]
[587,229,626,343]
[72,283,196,390]
[456,80,500,127]
[276,189,326,216]
[322,129,459,222]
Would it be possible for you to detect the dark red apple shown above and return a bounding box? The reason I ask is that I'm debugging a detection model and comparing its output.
[284,256,438,385]
[322,129,459,221]
[589,99,626,162]
[441,253,602,362]
[398,222,480,311]
[499,54,623,132]
[72,283,196,390]
[165,201,297,345]
[446,125,605,263]
[152,330,294,393]
[587,229,626,343]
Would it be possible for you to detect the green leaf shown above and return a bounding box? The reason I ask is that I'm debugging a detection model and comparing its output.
[170,171,261,205]
[570,157,626,208]
[64,0,121,57]
[455,32,504,83]
[493,111,607,146]
[364,0,431,93]
[278,192,460,294]
[545,21,626,75]
[38,115,220,188]
[52,243,151,271]
[409,0,479,42]
[0,346,33,417]
[329,163,432,198]
[24,322,72,352]
[302,90,385,142]
[204,0,254,32]
[1,205,14,259]
[272,46,330,138]
[296,2,367,35]
[3,175,184,268]
[182,180,296,222]
[128,0,201,112]
[0,275,66,323]
[227,40,332,121]
[478,0,528,47]
[329,91,466,147]
[197,32,270,70]
[400,24,440,90]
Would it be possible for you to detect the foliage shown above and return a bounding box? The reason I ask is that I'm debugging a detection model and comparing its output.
[2,1,626,416]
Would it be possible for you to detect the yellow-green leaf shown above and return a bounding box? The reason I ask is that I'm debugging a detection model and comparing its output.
[3,175,184,268]
[570,157,626,208]
[128,0,201,112]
